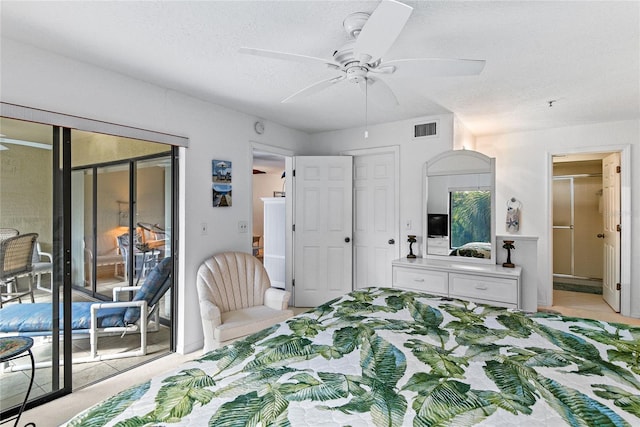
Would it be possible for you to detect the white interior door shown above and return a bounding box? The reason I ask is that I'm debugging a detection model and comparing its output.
[293,156,353,307]
[602,152,621,312]
[353,151,398,288]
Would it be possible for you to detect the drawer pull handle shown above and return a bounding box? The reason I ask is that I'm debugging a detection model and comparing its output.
[475,285,488,290]
[413,278,425,282]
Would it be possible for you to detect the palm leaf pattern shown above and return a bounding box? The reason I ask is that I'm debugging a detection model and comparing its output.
[66,381,150,427]
[64,287,640,426]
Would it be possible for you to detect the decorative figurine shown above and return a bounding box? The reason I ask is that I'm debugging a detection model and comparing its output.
[502,240,515,268]
[407,235,417,259]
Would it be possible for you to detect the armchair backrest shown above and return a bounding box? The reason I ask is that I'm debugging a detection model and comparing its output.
[197,252,271,313]
[0,228,19,242]
[0,233,38,280]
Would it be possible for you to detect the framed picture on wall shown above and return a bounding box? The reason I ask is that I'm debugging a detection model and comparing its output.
[212,159,232,207]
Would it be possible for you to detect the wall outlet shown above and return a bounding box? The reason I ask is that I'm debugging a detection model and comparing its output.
[200,222,208,235]
[238,221,248,233]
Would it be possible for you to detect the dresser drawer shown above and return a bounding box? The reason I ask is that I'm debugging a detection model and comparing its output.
[449,273,518,306]
[392,266,448,295]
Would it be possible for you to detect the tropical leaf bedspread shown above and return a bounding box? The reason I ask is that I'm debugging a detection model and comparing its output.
[64,287,640,426]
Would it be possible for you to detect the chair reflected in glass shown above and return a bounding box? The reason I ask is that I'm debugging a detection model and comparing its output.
[117,232,160,284]
[0,233,38,308]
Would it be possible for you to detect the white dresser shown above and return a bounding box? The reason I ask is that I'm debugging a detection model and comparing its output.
[392,258,522,309]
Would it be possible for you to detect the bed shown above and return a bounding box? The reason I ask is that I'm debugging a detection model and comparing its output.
[63,287,640,426]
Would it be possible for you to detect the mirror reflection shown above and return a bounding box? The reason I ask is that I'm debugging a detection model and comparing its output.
[425,151,495,262]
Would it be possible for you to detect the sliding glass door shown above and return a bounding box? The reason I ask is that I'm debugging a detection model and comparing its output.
[0,117,66,418]
[1,111,178,418]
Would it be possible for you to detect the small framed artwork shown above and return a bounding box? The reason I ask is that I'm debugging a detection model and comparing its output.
[212,159,232,207]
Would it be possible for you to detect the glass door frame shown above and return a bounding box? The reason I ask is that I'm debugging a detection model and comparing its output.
[72,151,173,301]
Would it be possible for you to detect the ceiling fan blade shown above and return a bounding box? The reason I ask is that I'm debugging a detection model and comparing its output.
[381,58,486,76]
[282,75,346,103]
[239,47,340,70]
[354,0,413,64]
[360,75,399,108]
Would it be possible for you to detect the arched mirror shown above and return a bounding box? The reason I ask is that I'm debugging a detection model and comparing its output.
[423,150,495,264]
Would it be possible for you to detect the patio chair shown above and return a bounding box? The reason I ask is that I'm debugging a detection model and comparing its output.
[0,233,38,308]
[0,257,172,366]
[117,232,159,282]
[0,228,19,242]
[32,241,53,292]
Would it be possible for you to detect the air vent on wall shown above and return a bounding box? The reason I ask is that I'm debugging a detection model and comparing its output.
[412,120,438,139]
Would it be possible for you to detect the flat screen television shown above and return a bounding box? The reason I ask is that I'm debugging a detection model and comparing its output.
[428,213,448,237]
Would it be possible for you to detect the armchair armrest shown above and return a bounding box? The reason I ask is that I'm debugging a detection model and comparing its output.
[39,251,53,263]
[199,300,222,354]
[264,287,291,311]
[199,299,222,324]
[90,300,148,326]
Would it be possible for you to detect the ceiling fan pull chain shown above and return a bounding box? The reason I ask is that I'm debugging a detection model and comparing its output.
[364,78,369,138]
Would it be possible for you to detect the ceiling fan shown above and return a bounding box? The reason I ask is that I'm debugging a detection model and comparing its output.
[239,0,485,108]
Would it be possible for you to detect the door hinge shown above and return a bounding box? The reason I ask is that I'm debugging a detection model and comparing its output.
[616,283,621,291]
[292,279,295,287]
[292,224,296,232]
[616,224,621,232]
[293,169,296,177]
[616,165,621,173]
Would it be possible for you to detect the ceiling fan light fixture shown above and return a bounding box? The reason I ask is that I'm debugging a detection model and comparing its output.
[346,66,368,84]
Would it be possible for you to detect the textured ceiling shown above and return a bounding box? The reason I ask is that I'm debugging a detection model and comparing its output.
[1,1,638,136]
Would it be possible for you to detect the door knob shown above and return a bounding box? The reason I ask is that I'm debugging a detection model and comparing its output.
[388,239,395,244]
[345,237,350,243]
[597,233,605,239]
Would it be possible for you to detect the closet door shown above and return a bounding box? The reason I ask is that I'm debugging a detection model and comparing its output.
[552,177,573,276]
[293,156,352,307]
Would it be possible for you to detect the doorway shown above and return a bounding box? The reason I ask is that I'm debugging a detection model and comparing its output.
[551,150,625,315]
[252,147,290,292]
[251,148,399,307]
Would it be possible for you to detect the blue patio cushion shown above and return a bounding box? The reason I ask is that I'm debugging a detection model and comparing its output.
[0,303,127,333]
[123,257,172,324]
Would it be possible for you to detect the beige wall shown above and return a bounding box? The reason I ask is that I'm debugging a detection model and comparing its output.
[0,144,53,250]
[72,129,168,167]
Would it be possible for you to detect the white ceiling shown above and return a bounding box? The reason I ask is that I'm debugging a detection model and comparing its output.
[1,1,638,136]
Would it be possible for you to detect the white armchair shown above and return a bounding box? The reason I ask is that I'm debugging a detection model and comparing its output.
[196,252,293,353]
